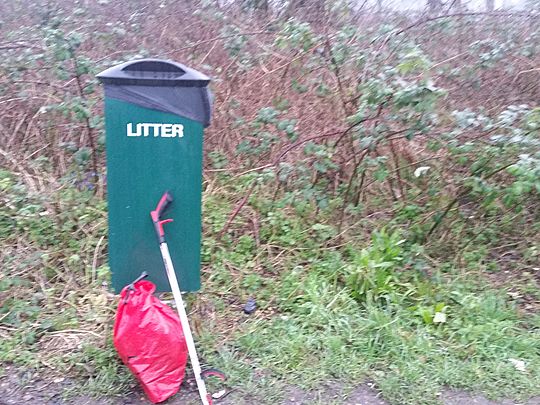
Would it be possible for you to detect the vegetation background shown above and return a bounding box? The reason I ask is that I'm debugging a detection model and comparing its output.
[0,0,539,404]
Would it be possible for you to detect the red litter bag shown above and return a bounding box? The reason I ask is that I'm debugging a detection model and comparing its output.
[113,280,188,403]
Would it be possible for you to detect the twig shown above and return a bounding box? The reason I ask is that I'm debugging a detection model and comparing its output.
[167,31,274,54]
[513,67,540,83]
[199,40,219,65]
[91,235,105,284]
[72,55,99,190]
[217,181,257,240]
[46,329,103,338]
[424,161,516,242]
[392,11,538,38]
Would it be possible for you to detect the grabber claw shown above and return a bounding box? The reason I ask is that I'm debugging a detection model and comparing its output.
[201,369,228,400]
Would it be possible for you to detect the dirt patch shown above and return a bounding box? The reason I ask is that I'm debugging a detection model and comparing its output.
[443,389,540,405]
[0,366,199,405]
[0,366,387,405]
[1,367,540,405]
[274,383,387,405]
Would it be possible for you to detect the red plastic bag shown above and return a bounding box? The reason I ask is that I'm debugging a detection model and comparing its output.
[113,280,188,403]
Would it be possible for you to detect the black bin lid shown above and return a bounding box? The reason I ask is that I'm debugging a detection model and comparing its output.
[97,58,210,87]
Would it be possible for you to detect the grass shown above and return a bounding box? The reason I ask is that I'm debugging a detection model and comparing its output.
[0,174,540,404]
[1,170,539,405]
[193,184,540,404]
[206,267,540,404]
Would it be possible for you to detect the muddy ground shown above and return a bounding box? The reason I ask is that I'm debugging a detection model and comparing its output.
[1,366,539,405]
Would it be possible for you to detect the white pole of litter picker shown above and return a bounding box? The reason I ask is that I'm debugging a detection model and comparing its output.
[159,242,211,405]
[151,191,211,405]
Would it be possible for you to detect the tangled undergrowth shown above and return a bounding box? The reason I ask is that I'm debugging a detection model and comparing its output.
[1,1,539,404]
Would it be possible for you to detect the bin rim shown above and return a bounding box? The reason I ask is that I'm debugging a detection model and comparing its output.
[97,58,210,87]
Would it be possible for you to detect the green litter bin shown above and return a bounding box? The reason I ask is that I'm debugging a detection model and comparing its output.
[97,59,212,293]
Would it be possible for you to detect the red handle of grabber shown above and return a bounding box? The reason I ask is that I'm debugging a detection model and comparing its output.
[150,191,173,244]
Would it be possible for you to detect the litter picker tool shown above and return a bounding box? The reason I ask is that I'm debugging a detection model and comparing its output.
[151,191,225,405]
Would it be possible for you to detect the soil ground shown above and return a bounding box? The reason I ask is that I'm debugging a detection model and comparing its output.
[1,366,539,405]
